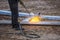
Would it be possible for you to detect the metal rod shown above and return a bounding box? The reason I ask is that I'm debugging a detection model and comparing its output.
[0,10,29,16]
[41,15,60,20]
[0,10,60,20]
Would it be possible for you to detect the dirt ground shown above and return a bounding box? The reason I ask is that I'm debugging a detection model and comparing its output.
[0,0,60,40]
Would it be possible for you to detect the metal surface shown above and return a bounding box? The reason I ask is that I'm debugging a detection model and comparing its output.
[41,15,60,20]
[20,18,60,26]
[0,10,29,16]
[0,20,11,24]
[0,10,60,20]
[0,20,60,26]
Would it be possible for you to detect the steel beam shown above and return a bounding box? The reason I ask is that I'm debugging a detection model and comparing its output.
[0,10,60,20]
[0,10,29,16]
[0,20,60,26]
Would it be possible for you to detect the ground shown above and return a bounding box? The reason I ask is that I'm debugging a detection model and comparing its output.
[0,0,60,40]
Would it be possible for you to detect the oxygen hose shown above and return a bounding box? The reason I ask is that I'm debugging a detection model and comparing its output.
[19,23,40,38]
[19,0,40,38]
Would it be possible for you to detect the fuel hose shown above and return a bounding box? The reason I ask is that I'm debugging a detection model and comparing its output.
[19,23,40,38]
[19,0,40,38]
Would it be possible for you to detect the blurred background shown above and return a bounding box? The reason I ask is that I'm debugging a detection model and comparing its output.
[0,0,60,40]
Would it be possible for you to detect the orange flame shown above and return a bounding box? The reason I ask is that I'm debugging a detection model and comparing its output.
[29,16,41,23]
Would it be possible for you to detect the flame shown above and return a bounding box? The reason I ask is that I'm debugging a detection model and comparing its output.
[29,16,41,23]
